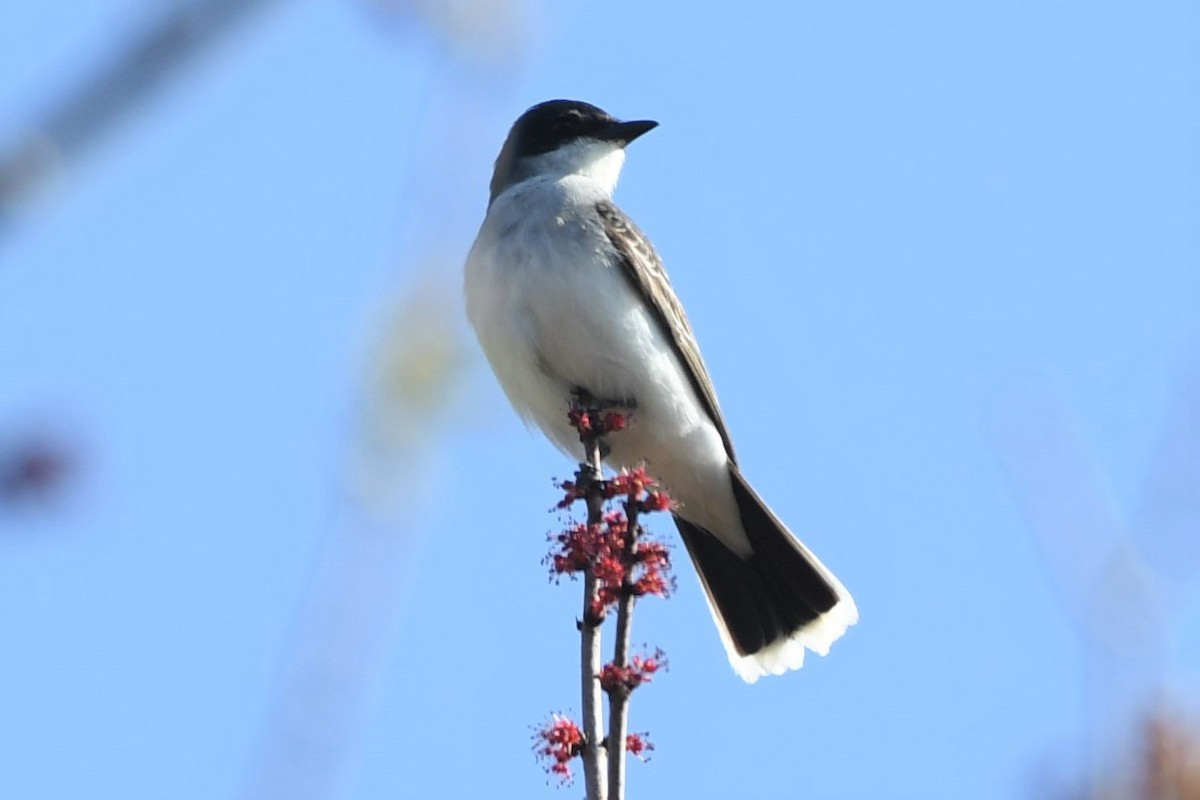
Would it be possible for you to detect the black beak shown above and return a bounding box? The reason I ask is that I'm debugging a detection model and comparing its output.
[597,119,659,146]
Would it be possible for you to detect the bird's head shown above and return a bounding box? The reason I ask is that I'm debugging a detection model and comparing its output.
[489,99,657,204]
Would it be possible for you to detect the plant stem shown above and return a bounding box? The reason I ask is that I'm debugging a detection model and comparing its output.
[580,437,608,800]
[606,498,640,800]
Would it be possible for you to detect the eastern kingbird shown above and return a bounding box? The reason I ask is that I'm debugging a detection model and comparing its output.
[465,99,857,682]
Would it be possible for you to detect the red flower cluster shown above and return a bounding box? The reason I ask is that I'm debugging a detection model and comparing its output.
[567,407,628,437]
[548,510,673,619]
[599,649,667,693]
[538,410,670,784]
[554,479,586,509]
[629,540,671,598]
[548,518,614,576]
[532,714,583,781]
[557,465,672,509]
[625,733,654,761]
[605,466,675,513]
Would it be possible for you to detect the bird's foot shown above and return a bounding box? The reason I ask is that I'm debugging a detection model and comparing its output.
[569,386,637,413]
[568,387,635,462]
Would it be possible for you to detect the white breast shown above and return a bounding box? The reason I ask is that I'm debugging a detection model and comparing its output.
[465,174,742,546]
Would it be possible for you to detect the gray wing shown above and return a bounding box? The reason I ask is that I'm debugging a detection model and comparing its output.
[595,201,737,463]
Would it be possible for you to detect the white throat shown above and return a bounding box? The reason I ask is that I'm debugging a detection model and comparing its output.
[522,139,626,196]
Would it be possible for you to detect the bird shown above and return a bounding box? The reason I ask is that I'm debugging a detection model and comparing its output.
[464,99,857,682]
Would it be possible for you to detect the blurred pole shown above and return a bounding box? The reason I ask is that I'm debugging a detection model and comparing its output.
[993,358,1200,798]
[1130,355,1200,621]
[240,278,468,800]
[240,2,529,798]
[993,383,1162,795]
[0,0,285,243]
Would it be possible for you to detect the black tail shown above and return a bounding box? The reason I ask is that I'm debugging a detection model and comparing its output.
[674,467,852,670]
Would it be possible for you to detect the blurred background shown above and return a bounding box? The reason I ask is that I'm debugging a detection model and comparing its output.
[1,1,1197,798]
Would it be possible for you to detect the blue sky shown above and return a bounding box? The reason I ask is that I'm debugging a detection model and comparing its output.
[1,1,1198,798]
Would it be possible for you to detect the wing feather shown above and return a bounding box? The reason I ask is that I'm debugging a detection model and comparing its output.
[595,201,737,462]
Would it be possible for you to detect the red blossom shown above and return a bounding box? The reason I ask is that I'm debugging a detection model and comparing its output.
[567,407,594,436]
[602,509,627,529]
[602,411,627,432]
[633,572,671,598]
[593,551,626,589]
[632,541,673,597]
[557,466,673,517]
[603,468,675,514]
[548,523,600,575]
[567,407,628,439]
[532,714,584,782]
[625,732,654,761]
[555,479,584,509]
[605,467,651,500]
[599,649,667,693]
[548,501,673,615]
[636,541,670,569]
[639,489,673,513]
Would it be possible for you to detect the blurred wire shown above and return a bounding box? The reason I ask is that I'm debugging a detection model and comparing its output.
[993,356,1200,798]
[359,0,528,63]
[352,275,469,517]
[0,0,284,242]
[2,0,523,793]
[241,2,527,796]
[0,0,534,246]
[1132,356,1200,612]
[240,273,468,800]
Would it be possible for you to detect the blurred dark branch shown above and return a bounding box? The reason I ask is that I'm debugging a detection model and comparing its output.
[0,432,79,512]
[0,0,283,241]
[1142,713,1200,800]
[1050,710,1200,800]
